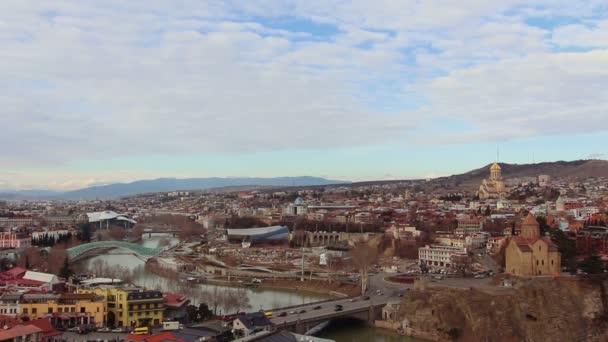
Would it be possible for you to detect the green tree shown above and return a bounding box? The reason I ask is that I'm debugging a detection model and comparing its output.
[579,254,604,274]
[79,222,93,242]
[186,305,200,323]
[198,303,213,321]
[59,257,71,279]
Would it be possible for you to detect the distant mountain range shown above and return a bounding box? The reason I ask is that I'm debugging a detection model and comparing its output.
[1,159,606,200]
[0,176,349,200]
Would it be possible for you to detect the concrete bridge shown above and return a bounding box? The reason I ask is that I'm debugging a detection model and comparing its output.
[269,295,391,334]
[67,241,164,261]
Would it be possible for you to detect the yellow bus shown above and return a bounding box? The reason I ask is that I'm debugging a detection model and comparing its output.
[263,311,273,318]
[133,327,149,335]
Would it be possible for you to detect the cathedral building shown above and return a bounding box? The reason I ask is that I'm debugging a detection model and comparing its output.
[505,213,561,277]
[478,162,506,199]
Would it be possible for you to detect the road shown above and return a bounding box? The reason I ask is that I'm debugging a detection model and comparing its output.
[270,293,394,326]
[53,331,128,342]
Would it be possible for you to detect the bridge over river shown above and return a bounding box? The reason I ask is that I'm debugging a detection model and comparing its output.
[67,241,165,261]
[269,294,395,334]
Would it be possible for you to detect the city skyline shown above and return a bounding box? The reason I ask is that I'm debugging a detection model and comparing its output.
[1,1,607,190]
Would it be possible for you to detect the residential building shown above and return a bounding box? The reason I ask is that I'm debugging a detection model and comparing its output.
[0,233,31,249]
[233,312,273,337]
[418,245,468,268]
[80,288,164,328]
[19,293,106,328]
[163,293,190,322]
[455,219,483,235]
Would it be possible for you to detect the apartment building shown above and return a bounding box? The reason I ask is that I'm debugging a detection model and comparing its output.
[418,245,468,268]
[80,287,164,328]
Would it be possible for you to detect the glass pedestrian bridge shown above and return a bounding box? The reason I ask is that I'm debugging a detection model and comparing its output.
[67,241,164,260]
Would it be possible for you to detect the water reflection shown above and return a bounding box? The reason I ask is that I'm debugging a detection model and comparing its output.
[76,235,331,312]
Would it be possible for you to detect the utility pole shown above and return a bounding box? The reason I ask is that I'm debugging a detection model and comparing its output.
[300,247,305,282]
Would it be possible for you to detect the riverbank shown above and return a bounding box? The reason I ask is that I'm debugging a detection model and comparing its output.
[145,258,358,297]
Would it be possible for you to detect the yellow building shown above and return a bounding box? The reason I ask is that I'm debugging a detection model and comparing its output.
[478,162,507,199]
[80,287,164,328]
[19,293,106,328]
[505,213,561,277]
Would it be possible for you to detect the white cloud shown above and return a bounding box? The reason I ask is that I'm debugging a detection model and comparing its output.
[0,1,607,188]
[552,20,608,47]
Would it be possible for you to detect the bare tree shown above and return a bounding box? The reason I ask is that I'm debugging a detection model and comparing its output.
[350,240,379,295]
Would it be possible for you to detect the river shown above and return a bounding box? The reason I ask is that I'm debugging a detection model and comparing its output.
[77,235,424,342]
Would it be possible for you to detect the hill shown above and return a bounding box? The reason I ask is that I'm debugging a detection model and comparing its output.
[436,159,608,191]
[59,176,349,200]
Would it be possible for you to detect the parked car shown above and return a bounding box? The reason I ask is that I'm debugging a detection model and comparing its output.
[298,309,306,314]
[334,304,343,312]
[279,312,287,317]
[349,298,356,302]
[362,296,370,300]
[111,327,124,333]
[98,327,111,333]
[67,327,82,333]
[313,305,322,310]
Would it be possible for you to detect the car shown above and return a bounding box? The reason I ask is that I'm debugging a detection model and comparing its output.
[67,327,82,333]
[334,305,343,312]
[289,310,296,314]
[111,328,124,333]
[279,312,287,317]
[362,296,370,300]
[313,305,322,310]
[298,310,306,314]
[98,327,111,333]
[349,298,356,302]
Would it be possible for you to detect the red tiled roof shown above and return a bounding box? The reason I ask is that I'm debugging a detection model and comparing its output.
[0,325,42,340]
[0,267,27,280]
[24,318,55,333]
[126,332,186,342]
[0,278,45,286]
[522,213,539,227]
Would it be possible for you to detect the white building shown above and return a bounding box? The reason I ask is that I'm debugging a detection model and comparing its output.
[418,245,467,268]
[465,232,489,249]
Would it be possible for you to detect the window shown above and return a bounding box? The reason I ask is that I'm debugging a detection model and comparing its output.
[22,308,28,314]
[32,308,37,314]
[71,307,75,312]
[551,260,554,265]
[536,260,539,265]
[58,308,62,313]
[80,307,85,313]
[48,308,53,313]
[542,260,544,266]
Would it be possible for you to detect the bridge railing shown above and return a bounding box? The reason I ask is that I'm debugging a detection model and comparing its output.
[267,296,354,313]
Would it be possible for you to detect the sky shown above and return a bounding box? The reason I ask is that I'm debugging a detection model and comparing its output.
[1,1,607,190]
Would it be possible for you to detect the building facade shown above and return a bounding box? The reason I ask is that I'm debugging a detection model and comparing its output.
[478,162,507,199]
[505,214,561,277]
[80,288,164,328]
[19,293,106,328]
[418,245,468,268]
[0,233,31,249]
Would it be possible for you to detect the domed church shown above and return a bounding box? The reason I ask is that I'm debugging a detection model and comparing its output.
[477,162,507,199]
[505,213,561,277]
